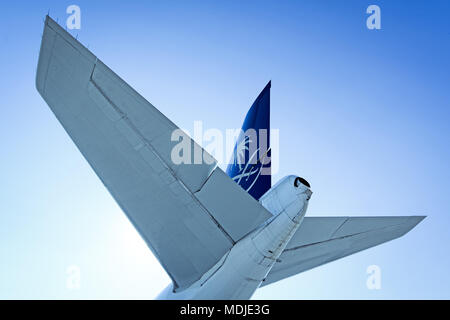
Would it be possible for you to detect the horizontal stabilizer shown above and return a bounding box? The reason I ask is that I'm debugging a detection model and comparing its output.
[36,16,272,289]
[261,216,425,287]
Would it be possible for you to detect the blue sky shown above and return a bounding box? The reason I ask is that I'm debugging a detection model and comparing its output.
[0,0,449,299]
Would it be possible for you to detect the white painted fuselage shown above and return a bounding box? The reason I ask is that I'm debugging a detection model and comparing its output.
[157,175,312,300]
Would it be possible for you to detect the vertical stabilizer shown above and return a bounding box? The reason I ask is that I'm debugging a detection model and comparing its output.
[226,81,271,200]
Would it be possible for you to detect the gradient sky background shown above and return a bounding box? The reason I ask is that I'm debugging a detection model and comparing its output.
[1,0,449,299]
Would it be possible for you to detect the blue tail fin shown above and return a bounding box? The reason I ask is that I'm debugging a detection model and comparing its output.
[226,81,271,200]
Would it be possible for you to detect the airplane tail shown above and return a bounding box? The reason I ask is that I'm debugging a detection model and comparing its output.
[226,81,271,200]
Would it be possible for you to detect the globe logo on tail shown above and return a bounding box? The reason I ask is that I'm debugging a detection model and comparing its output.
[226,81,271,200]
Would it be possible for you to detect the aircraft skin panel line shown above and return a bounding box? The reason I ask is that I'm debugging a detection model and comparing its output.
[36,16,425,299]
